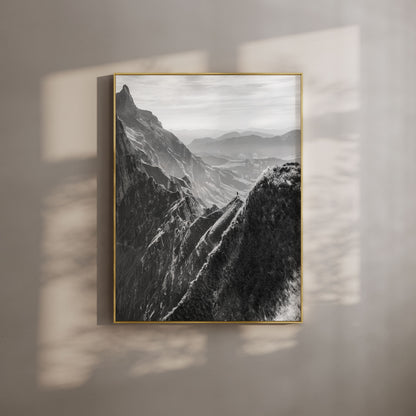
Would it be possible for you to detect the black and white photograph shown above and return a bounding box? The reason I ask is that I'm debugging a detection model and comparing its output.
[114,74,302,322]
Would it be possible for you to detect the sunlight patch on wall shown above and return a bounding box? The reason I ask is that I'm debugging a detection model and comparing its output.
[39,175,98,389]
[239,326,301,356]
[38,28,361,390]
[41,50,208,162]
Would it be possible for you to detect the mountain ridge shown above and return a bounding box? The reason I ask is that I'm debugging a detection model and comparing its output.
[164,163,301,321]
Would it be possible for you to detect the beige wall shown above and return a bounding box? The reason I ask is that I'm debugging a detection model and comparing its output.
[1,1,415,415]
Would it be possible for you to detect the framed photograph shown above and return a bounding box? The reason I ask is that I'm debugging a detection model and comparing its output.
[113,73,302,323]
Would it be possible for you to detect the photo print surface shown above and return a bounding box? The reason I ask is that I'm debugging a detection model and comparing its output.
[114,74,302,322]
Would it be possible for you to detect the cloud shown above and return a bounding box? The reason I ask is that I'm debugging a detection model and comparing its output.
[116,75,300,132]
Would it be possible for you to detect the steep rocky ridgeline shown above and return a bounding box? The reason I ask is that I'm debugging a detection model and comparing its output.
[116,85,250,207]
[167,196,244,311]
[116,117,204,320]
[119,196,244,321]
[164,163,301,322]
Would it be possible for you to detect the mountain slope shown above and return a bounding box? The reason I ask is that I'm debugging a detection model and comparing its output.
[137,196,244,320]
[115,117,205,320]
[164,163,301,322]
[116,85,250,207]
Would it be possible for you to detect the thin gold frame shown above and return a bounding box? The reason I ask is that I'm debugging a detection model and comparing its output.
[113,73,303,324]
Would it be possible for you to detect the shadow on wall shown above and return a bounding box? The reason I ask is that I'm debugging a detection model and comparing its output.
[36,25,362,414]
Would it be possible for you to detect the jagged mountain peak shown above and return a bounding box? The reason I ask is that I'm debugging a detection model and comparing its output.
[117,84,134,106]
[116,86,162,128]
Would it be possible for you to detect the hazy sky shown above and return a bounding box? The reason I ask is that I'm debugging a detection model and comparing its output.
[116,75,301,132]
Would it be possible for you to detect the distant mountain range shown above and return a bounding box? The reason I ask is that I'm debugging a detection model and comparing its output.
[189,130,301,159]
[216,130,276,140]
[115,84,301,321]
[172,128,279,145]
[170,128,226,144]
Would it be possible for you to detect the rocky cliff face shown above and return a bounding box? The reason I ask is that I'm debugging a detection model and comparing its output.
[115,117,204,320]
[164,163,301,322]
[116,85,250,208]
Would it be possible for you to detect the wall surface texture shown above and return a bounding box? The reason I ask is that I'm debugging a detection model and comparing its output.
[1,1,415,415]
